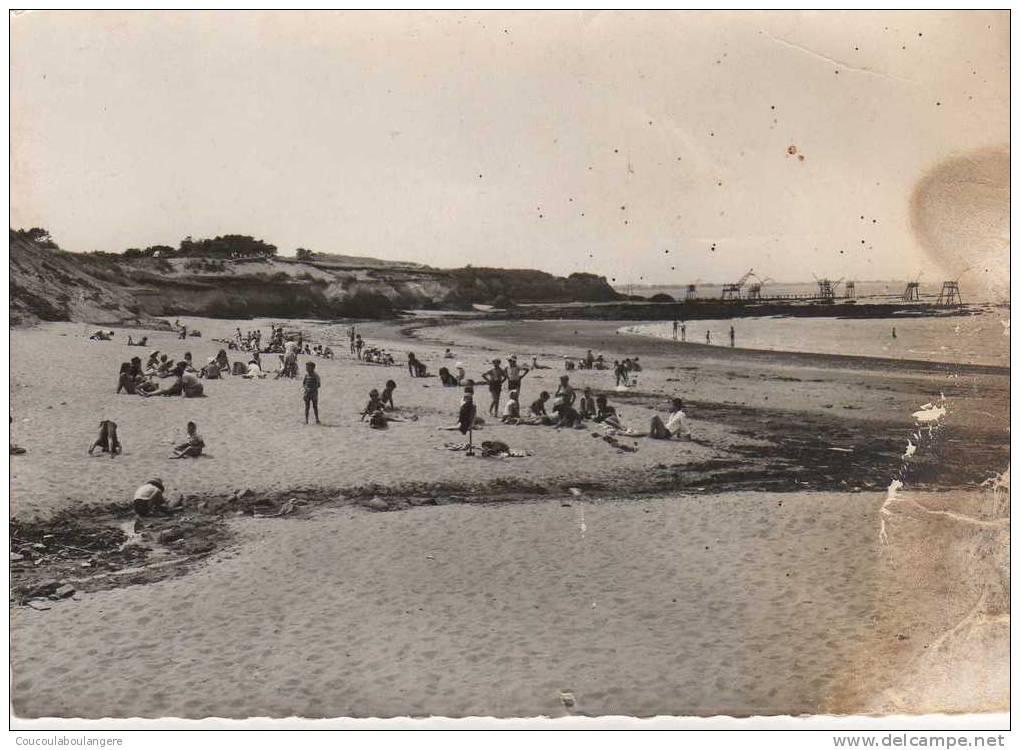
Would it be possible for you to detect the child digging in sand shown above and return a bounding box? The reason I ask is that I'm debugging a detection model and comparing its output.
[88,419,122,458]
[303,361,321,425]
[170,421,205,458]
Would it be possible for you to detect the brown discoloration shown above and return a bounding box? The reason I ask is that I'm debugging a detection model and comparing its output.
[909,147,1009,301]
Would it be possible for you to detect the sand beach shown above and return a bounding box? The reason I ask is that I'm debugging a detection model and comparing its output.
[9,315,1010,719]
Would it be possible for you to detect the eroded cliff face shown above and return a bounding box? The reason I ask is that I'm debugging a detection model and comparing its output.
[9,238,622,325]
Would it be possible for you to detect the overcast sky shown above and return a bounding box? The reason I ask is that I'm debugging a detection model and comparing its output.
[11,10,1009,285]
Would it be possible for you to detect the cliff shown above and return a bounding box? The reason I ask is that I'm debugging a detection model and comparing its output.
[9,234,622,325]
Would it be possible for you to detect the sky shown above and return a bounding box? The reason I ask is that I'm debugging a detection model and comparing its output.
[10,10,1010,286]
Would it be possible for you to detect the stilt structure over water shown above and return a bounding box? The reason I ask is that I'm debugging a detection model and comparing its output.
[937,281,962,306]
[903,281,920,302]
[844,280,856,299]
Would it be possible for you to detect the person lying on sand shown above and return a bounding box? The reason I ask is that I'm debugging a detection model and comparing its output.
[142,363,205,397]
[88,419,121,458]
[133,478,166,517]
[126,335,148,347]
[645,398,691,440]
[89,329,114,341]
[170,421,204,459]
[531,357,550,370]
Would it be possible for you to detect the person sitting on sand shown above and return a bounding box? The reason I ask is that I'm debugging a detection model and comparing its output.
[170,421,204,458]
[146,350,161,370]
[200,356,222,379]
[501,390,521,424]
[244,358,266,379]
[444,348,455,359]
[438,392,480,434]
[408,353,421,377]
[88,419,122,458]
[577,387,596,419]
[303,361,321,425]
[182,352,196,372]
[554,375,576,413]
[360,389,385,421]
[117,362,138,394]
[553,400,584,429]
[380,379,397,410]
[646,398,691,440]
[593,394,625,431]
[128,356,143,379]
[526,391,556,426]
[438,367,458,387]
[531,356,550,370]
[215,349,230,375]
[322,346,334,359]
[126,335,148,347]
[454,363,467,385]
[133,478,166,517]
[181,367,204,397]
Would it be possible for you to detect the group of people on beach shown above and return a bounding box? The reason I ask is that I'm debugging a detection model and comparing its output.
[671,319,736,347]
[82,321,695,520]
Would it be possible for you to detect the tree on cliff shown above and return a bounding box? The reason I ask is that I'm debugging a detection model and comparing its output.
[295,248,314,261]
[178,235,277,259]
[10,227,59,249]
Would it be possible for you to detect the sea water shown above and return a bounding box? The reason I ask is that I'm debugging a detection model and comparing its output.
[625,309,1009,367]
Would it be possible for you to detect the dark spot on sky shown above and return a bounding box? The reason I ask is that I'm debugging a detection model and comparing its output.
[613,149,619,153]
[798,154,805,162]
[620,205,626,210]
[709,132,715,137]
[770,105,776,110]
[717,181,723,187]
[936,101,941,106]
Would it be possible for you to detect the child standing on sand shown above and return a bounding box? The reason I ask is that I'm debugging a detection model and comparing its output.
[303,361,321,424]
